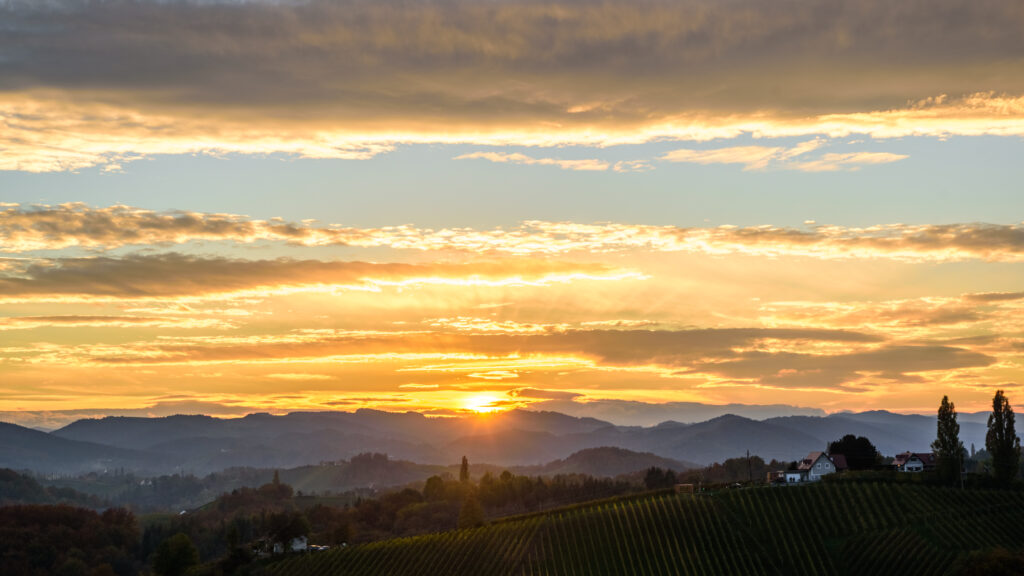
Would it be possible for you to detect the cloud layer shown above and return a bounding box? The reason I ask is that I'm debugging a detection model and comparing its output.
[0,253,627,301]
[5,205,1024,263]
[1,0,1023,170]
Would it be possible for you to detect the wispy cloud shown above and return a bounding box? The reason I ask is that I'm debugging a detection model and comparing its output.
[662,145,791,170]
[455,152,608,172]
[790,152,909,172]
[6,205,1024,263]
[661,139,907,171]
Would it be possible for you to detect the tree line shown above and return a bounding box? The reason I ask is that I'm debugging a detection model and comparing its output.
[933,389,1020,486]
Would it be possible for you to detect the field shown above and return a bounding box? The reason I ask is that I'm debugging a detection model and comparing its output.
[269,482,1024,575]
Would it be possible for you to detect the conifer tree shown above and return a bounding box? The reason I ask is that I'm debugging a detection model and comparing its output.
[986,390,1021,485]
[460,455,470,483]
[931,395,963,486]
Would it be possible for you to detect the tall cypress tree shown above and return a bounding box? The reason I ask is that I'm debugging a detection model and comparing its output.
[459,455,470,483]
[931,395,963,486]
[986,390,1021,485]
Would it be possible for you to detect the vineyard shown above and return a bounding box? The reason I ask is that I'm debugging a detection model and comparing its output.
[269,483,1024,575]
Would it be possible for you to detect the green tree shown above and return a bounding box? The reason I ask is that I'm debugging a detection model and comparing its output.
[932,395,964,486]
[643,467,677,490]
[986,390,1021,485]
[459,456,470,483]
[269,510,310,551]
[423,475,445,501]
[457,492,485,529]
[827,434,880,470]
[152,533,199,576]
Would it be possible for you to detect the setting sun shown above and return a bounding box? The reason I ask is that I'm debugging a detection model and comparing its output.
[463,394,507,414]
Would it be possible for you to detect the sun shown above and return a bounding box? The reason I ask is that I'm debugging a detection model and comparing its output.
[463,394,505,414]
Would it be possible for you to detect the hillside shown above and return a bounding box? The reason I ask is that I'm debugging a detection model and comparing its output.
[16,407,992,477]
[269,483,1024,576]
[516,447,696,477]
[0,421,151,475]
[0,468,104,508]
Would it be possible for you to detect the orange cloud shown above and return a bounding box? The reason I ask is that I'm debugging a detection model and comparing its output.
[0,315,233,331]
[0,253,634,302]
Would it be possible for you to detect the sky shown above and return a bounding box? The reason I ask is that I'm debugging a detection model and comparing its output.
[2,0,1024,428]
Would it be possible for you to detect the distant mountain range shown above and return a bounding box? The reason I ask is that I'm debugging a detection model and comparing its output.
[0,408,988,476]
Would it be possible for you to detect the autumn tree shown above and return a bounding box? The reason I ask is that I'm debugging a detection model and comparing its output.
[932,395,964,486]
[986,390,1021,485]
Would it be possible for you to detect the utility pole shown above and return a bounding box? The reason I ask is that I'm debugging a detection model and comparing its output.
[960,448,964,490]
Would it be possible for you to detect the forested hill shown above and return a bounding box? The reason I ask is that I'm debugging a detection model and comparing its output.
[2,408,988,476]
[270,482,1024,576]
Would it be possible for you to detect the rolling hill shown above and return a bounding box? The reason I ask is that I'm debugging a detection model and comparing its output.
[0,421,150,475]
[269,482,1024,576]
[5,407,989,477]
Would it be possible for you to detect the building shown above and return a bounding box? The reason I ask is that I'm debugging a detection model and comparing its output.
[829,453,849,473]
[798,451,838,481]
[784,470,806,483]
[770,452,845,484]
[893,452,936,472]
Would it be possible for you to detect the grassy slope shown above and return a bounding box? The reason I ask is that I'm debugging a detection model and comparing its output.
[269,482,1024,576]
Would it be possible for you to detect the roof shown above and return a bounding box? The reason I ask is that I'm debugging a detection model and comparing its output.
[829,453,848,471]
[894,452,936,467]
[797,451,830,470]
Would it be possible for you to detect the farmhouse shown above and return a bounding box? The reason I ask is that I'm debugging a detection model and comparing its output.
[893,452,936,473]
[771,452,842,484]
[798,451,838,481]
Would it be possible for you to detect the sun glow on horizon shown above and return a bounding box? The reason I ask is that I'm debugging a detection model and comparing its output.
[462,394,508,414]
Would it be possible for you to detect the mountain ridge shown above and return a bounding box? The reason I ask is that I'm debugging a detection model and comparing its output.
[1,407,987,476]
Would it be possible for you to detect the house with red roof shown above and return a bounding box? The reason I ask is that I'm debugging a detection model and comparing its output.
[893,452,936,473]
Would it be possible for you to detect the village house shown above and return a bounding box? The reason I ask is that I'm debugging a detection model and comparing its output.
[893,452,936,473]
[771,451,843,484]
[798,451,838,481]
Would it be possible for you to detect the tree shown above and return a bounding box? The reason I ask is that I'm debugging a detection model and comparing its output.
[932,395,964,486]
[423,475,445,501]
[152,533,199,576]
[457,492,485,529]
[643,467,677,490]
[269,510,310,550]
[459,456,470,483]
[827,434,880,470]
[986,390,1021,485]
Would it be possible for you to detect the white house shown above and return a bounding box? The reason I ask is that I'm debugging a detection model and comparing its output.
[796,452,838,482]
[893,452,936,473]
[784,470,806,483]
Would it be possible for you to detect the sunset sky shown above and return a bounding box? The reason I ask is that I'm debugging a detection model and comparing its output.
[2,0,1024,428]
